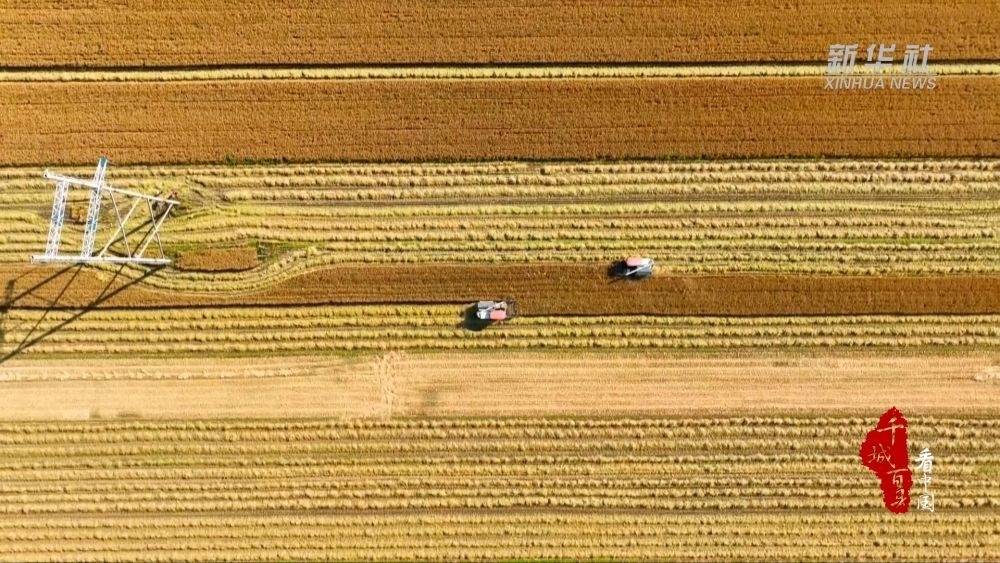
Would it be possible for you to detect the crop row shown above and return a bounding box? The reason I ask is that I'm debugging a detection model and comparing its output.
[3,415,990,433]
[8,324,998,343]
[5,437,993,459]
[158,229,998,245]
[6,482,964,506]
[1,528,996,562]
[6,547,997,563]
[0,461,987,484]
[4,158,999,179]
[2,247,998,277]
[10,204,994,233]
[0,475,964,495]
[10,305,997,323]
[0,460,888,481]
[212,182,1000,202]
[6,496,996,517]
[9,305,996,324]
[3,525,995,547]
[6,338,998,355]
[9,61,1000,83]
[0,421,992,444]
[7,333,999,355]
[7,509,995,529]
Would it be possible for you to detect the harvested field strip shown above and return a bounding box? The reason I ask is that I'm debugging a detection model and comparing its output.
[0,353,995,420]
[3,264,1000,315]
[1,160,997,276]
[2,305,999,356]
[0,417,995,561]
[3,77,999,166]
[2,1,996,67]
[0,355,363,382]
[5,63,1000,83]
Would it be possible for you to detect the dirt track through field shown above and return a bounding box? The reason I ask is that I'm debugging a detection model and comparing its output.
[3,76,999,165]
[2,1,997,67]
[3,264,1000,316]
[0,353,995,420]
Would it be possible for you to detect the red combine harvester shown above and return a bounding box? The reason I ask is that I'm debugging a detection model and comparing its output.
[475,300,517,322]
[614,256,655,279]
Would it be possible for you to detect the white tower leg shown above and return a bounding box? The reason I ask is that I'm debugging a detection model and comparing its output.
[43,181,70,257]
[80,156,108,257]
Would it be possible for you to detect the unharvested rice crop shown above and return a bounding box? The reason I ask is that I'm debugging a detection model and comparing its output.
[1,1,996,67]
[176,246,259,272]
[3,264,1000,316]
[0,417,996,562]
[2,77,999,166]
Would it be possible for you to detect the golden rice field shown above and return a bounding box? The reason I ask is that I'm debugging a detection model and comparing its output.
[4,2,1000,559]
[0,417,997,562]
[4,1,997,67]
[5,76,1000,164]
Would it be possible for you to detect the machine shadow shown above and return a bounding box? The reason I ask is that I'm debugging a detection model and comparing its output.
[606,263,628,284]
[458,304,492,332]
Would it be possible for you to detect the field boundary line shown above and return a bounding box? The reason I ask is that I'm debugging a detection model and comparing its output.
[3,63,1000,82]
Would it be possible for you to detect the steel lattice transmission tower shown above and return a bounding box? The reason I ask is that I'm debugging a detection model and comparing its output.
[32,157,179,266]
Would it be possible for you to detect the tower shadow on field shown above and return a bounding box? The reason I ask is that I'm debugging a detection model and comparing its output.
[0,264,82,358]
[0,264,162,365]
[0,203,164,363]
[0,279,13,350]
